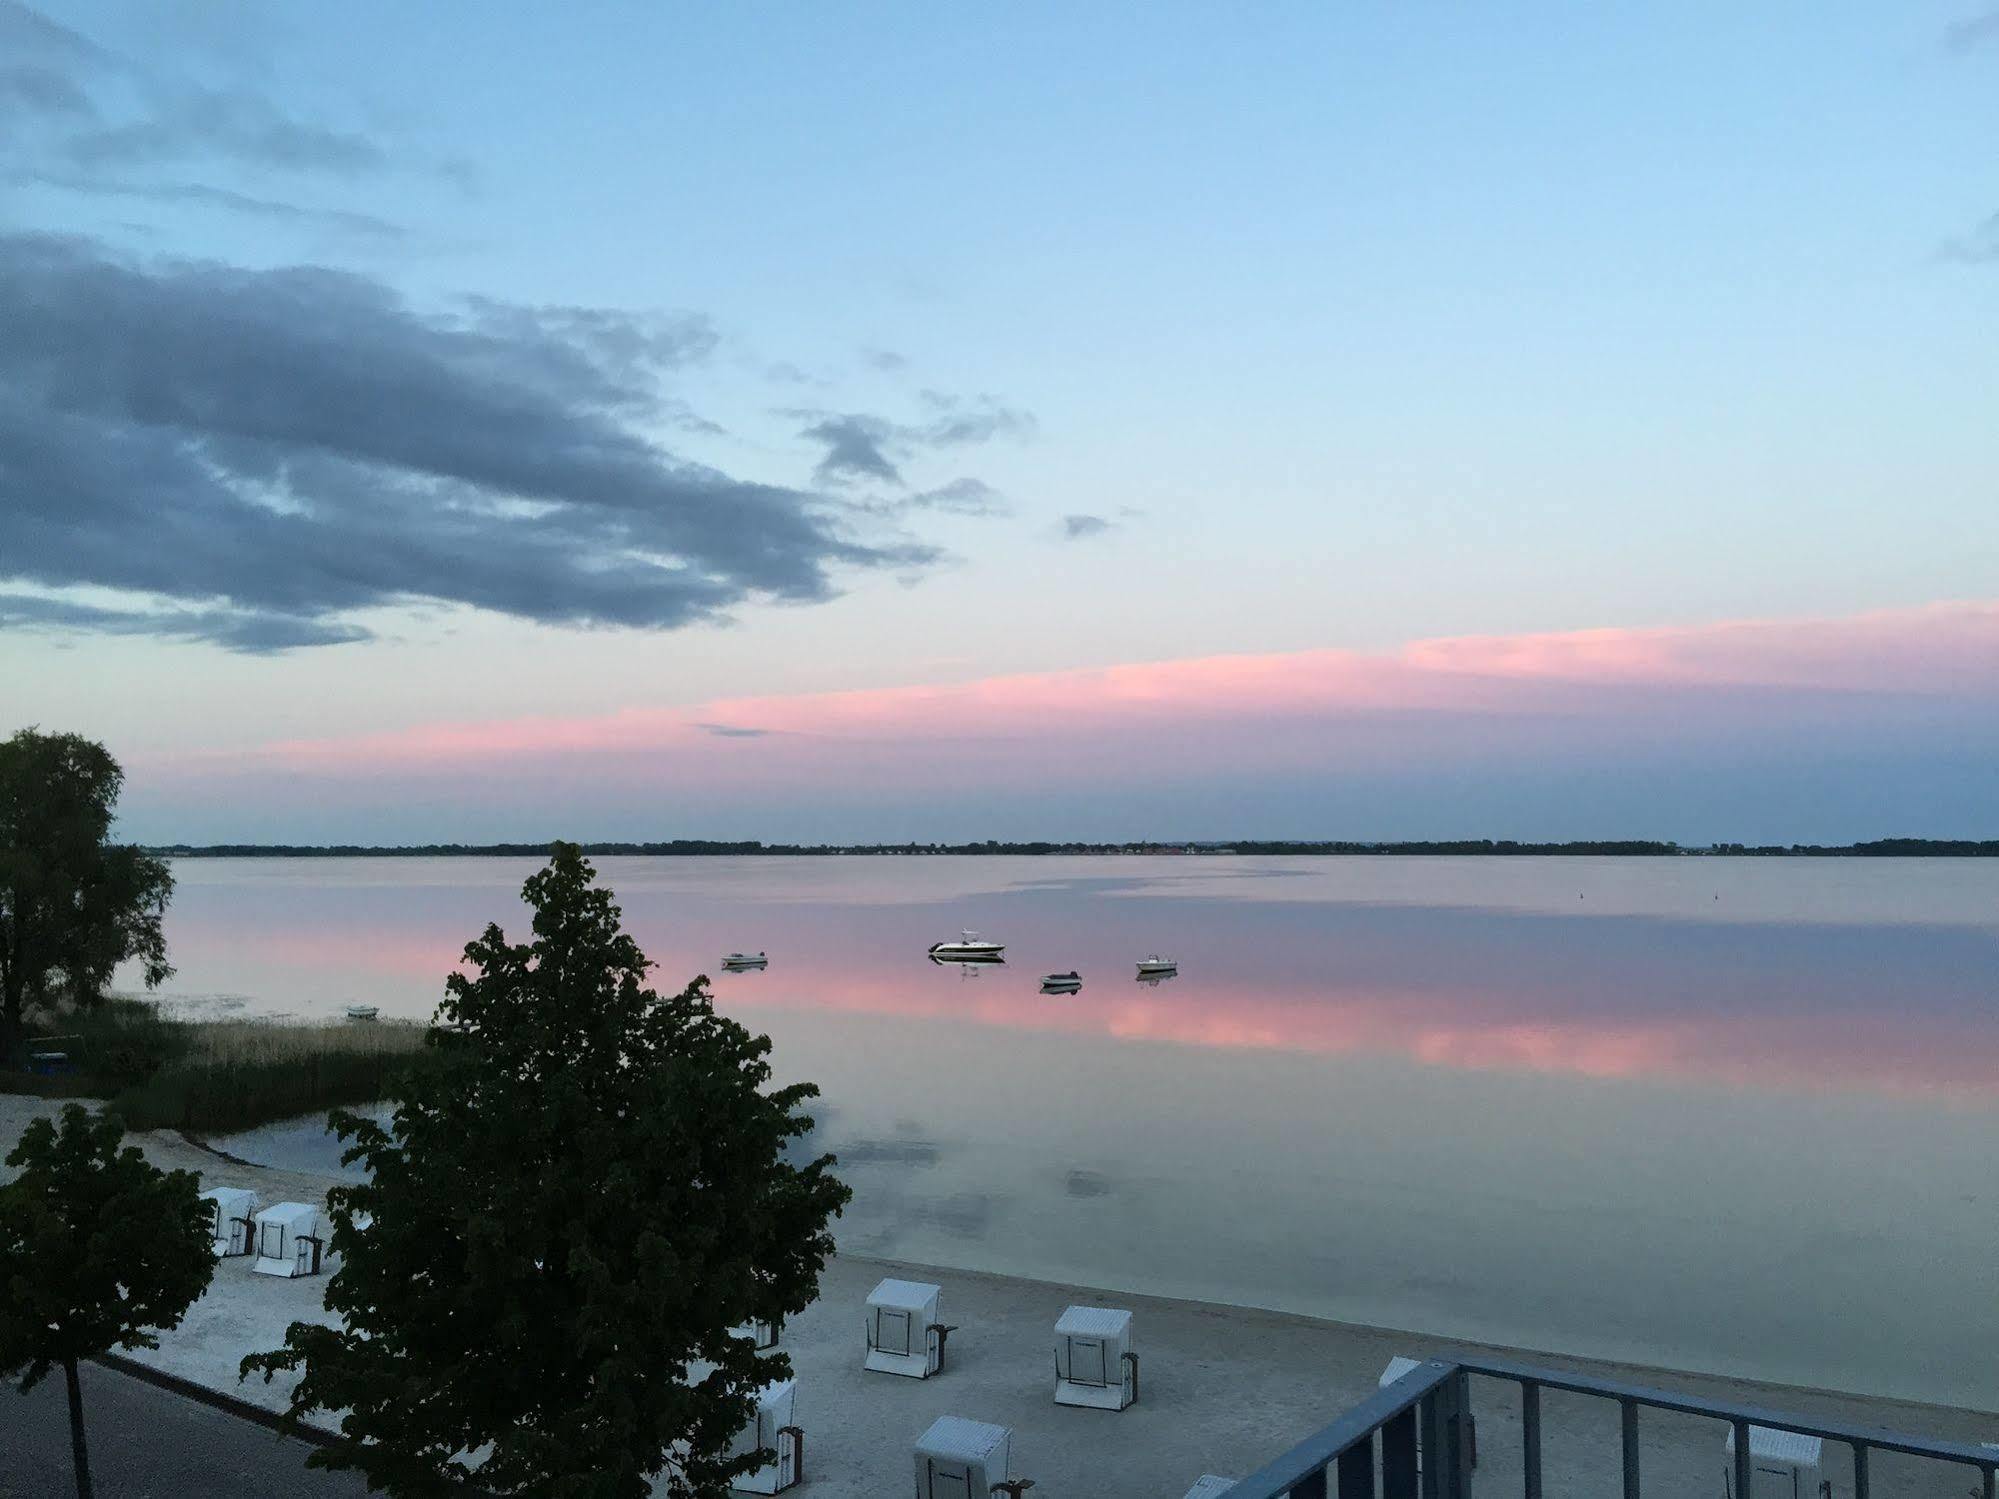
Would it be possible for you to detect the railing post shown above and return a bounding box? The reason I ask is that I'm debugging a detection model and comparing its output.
[1731,1419,1752,1499]
[1383,1409,1419,1499]
[1621,1399,1640,1499]
[1982,1461,1995,1499]
[1418,1392,1443,1499]
[1850,1441,1867,1499]
[1337,1432,1373,1499]
[1520,1381,1541,1499]
[1447,1372,1473,1499]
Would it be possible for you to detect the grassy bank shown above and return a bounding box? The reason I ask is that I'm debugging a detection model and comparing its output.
[7,997,433,1135]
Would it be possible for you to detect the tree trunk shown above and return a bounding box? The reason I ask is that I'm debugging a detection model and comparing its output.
[63,1355,94,1499]
[1,961,21,1066]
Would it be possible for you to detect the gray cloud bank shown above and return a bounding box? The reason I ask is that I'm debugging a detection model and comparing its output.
[1,2,380,175]
[0,233,934,650]
[1941,211,1999,264]
[1,1,423,237]
[1944,8,1999,51]
[794,396,1033,486]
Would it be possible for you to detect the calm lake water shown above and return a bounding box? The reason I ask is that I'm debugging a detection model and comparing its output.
[154,856,1999,1411]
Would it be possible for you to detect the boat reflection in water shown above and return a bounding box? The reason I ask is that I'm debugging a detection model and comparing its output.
[930,951,1006,977]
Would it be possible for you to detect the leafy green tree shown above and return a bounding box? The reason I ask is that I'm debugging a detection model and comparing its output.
[0,729,175,1059]
[245,843,851,1497]
[0,1103,217,1499]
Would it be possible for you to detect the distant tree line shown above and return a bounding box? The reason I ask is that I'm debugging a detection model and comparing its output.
[1707,839,1999,857]
[145,837,1999,857]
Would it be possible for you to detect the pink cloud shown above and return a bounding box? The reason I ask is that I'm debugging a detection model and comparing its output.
[1404,601,1999,692]
[170,600,1999,777]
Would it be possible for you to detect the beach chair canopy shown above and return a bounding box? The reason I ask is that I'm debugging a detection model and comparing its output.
[866,1278,940,1358]
[725,1378,797,1464]
[198,1191,257,1247]
[1724,1424,1824,1499]
[1054,1305,1131,1386]
[1379,1355,1422,1387]
[252,1201,324,1274]
[914,1416,1009,1499]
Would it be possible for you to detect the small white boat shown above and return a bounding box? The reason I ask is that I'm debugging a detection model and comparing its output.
[1134,955,1178,975]
[344,1005,379,1022]
[928,930,1006,960]
[1041,971,1082,992]
[722,951,768,968]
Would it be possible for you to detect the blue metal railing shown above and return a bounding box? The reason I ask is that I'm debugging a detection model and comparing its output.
[1228,1356,1997,1499]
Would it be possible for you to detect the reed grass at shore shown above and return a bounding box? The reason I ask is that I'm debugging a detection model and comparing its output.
[6,997,431,1135]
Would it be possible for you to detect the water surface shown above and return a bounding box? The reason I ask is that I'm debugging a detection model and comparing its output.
[156,856,1999,1410]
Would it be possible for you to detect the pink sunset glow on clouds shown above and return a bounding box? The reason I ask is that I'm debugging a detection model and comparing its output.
[179,600,1999,772]
[123,598,1999,843]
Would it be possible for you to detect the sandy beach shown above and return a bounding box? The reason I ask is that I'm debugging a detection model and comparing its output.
[4,1094,1991,1499]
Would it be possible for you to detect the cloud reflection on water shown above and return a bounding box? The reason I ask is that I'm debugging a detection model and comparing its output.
[149,857,1999,1104]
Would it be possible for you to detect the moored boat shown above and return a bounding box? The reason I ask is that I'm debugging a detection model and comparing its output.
[721,951,768,968]
[344,1004,379,1021]
[928,930,1005,960]
[1134,955,1178,975]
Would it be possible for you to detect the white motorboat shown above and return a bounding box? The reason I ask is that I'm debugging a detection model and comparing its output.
[1134,955,1178,975]
[928,930,1006,960]
[1040,971,1082,992]
[722,951,768,968]
[344,1005,379,1022]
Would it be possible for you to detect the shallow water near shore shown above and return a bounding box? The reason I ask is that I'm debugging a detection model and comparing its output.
[163,854,1999,1411]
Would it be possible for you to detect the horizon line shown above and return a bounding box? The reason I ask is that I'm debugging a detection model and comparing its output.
[138,836,1999,857]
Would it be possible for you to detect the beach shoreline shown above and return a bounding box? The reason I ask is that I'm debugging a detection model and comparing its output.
[4,1091,1991,1497]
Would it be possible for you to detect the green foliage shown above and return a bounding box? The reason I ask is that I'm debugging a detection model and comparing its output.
[61,996,193,1087]
[6,994,190,1101]
[0,730,175,1056]
[0,1103,217,1388]
[243,844,852,1498]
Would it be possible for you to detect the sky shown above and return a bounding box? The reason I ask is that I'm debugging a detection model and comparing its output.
[3,1,1997,844]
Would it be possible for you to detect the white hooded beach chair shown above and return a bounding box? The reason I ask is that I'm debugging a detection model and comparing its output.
[1183,1480,1238,1499]
[864,1277,951,1377]
[648,1375,801,1497]
[914,1416,1014,1499]
[1054,1304,1136,1409]
[725,1378,802,1494]
[731,1318,779,1350]
[1378,1355,1421,1388]
[1723,1425,1824,1499]
[199,1187,258,1257]
[251,1201,325,1278]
